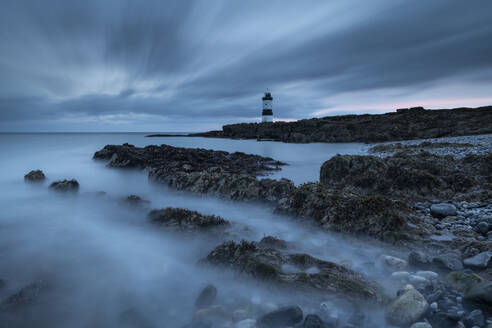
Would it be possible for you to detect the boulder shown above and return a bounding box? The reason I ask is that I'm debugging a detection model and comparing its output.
[202,240,385,303]
[463,309,484,327]
[463,251,492,269]
[49,179,79,192]
[385,285,429,326]
[431,253,463,271]
[24,170,45,182]
[257,306,303,328]
[446,271,483,292]
[148,208,228,233]
[430,203,457,218]
[195,285,217,309]
[464,281,492,305]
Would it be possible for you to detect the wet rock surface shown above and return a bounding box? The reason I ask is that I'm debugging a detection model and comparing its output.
[192,106,492,143]
[94,143,285,175]
[148,208,229,233]
[320,151,491,201]
[24,169,45,182]
[201,240,386,303]
[49,179,79,192]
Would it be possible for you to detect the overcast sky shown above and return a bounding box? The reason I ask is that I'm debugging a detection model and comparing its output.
[1,0,491,132]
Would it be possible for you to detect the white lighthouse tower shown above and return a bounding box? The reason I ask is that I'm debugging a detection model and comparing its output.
[261,90,273,123]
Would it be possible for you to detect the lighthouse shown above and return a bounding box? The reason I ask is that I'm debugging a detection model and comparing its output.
[261,91,273,123]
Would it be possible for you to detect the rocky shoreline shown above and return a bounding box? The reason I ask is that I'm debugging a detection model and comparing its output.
[10,134,492,327]
[185,106,492,143]
[92,137,491,327]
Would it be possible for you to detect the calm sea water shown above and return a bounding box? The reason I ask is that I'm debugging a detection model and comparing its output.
[0,133,391,327]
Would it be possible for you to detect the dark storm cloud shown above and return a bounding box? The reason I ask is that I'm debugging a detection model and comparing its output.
[0,0,491,131]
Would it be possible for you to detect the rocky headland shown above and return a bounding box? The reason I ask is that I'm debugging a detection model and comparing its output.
[185,106,492,143]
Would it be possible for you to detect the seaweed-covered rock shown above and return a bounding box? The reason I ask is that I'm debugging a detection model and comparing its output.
[320,152,490,200]
[94,143,285,176]
[24,170,45,182]
[202,240,385,303]
[49,179,79,192]
[148,208,228,233]
[276,183,416,242]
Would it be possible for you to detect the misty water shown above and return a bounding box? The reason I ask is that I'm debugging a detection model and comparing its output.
[0,133,400,327]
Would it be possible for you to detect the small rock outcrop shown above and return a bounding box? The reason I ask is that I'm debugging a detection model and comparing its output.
[148,208,229,233]
[24,170,45,182]
[49,179,79,192]
[202,240,385,303]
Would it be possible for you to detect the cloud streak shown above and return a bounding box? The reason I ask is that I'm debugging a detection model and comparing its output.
[1,0,491,131]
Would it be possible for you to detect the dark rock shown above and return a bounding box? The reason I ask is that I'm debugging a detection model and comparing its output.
[463,251,492,269]
[477,221,490,234]
[124,194,150,205]
[24,170,45,182]
[257,306,303,328]
[408,251,433,268]
[257,236,288,250]
[319,152,489,200]
[464,281,492,305]
[430,204,458,218]
[194,285,217,309]
[302,314,333,328]
[202,240,385,303]
[94,143,285,175]
[432,253,463,271]
[148,208,228,233]
[49,179,79,192]
[463,309,485,327]
[275,183,415,242]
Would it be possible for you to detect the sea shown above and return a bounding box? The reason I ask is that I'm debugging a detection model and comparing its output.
[0,133,393,327]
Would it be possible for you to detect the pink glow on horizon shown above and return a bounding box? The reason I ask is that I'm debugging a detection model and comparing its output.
[314,96,492,117]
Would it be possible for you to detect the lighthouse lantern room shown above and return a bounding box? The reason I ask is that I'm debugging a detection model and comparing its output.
[261,91,273,123]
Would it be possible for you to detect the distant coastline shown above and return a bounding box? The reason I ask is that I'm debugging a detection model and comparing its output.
[147,105,492,144]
